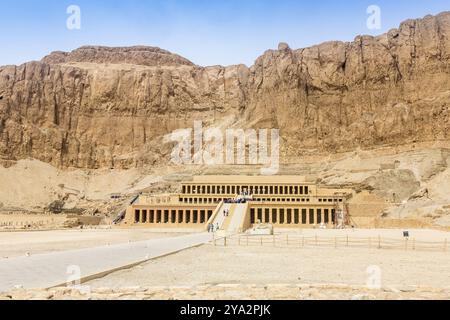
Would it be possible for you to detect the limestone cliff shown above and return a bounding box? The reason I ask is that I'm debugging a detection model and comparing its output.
[1,12,450,169]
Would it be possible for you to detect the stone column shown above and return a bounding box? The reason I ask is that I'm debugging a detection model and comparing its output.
[182,210,187,224]
[136,210,141,224]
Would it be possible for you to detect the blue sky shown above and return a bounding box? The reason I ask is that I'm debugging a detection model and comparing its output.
[1,0,449,67]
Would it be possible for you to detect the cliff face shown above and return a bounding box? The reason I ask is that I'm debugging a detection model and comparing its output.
[1,12,450,169]
[246,12,450,155]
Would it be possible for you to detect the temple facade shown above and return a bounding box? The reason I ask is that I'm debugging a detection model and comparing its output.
[122,176,354,231]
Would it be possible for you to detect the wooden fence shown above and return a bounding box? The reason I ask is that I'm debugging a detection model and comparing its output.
[214,234,448,253]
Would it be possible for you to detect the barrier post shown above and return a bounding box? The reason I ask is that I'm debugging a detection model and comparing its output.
[378,235,381,249]
[346,235,349,247]
[224,237,227,247]
[315,235,318,246]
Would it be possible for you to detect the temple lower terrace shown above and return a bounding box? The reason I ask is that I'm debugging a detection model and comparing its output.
[122,176,378,232]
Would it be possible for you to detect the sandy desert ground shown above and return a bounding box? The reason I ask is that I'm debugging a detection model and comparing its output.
[0,228,448,300]
[1,228,447,259]
[86,242,449,289]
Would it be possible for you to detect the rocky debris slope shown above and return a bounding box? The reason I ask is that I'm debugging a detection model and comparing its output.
[2,144,450,225]
[1,12,450,169]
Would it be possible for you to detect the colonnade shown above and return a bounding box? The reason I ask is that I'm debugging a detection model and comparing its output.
[182,184,311,196]
[179,197,226,204]
[249,207,336,225]
[133,208,214,225]
[178,196,341,204]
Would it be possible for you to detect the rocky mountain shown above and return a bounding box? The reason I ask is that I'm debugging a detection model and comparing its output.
[1,12,450,169]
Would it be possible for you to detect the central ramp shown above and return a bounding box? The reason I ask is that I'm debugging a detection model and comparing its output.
[226,203,247,234]
[209,201,249,235]
[212,203,232,229]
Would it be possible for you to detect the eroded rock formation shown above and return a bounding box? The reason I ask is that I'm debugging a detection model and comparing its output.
[1,12,450,169]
